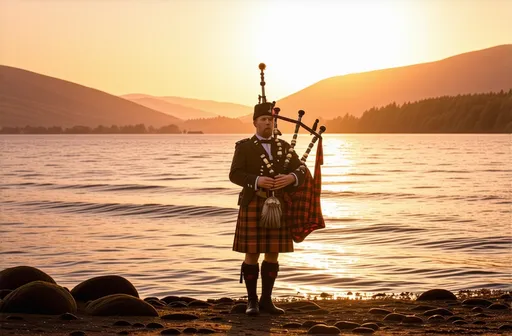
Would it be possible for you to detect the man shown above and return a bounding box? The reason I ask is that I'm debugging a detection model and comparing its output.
[229,101,306,316]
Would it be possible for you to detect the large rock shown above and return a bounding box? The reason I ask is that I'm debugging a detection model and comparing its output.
[71,275,139,302]
[0,266,56,290]
[417,289,457,301]
[0,281,77,314]
[86,294,158,316]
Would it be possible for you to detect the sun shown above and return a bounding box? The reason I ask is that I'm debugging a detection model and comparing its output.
[246,1,412,98]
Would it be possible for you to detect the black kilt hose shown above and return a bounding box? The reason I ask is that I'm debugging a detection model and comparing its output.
[229,136,307,254]
[233,194,293,253]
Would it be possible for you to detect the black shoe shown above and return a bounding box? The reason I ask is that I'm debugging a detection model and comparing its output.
[259,296,285,315]
[241,262,260,316]
[246,298,260,316]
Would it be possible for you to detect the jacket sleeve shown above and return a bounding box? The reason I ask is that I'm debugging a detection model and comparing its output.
[229,143,258,190]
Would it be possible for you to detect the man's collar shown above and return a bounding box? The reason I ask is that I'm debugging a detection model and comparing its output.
[255,134,271,141]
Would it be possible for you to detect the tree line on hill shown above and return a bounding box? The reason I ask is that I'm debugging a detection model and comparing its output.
[0,124,181,134]
[1,91,510,134]
[326,90,512,133]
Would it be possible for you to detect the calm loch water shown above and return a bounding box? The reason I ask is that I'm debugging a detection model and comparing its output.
[1,134,511,299]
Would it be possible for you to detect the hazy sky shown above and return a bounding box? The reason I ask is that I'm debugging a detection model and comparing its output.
[1,0,511,105]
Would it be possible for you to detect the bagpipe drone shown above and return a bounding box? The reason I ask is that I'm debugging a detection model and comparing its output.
[257,63,326,243]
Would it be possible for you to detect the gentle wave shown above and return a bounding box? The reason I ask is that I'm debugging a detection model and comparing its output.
[321,189,508,202]
[1,182,237,196]
[6,200,237,218]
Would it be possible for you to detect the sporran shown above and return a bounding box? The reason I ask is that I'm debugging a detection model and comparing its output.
[260,191,282,228]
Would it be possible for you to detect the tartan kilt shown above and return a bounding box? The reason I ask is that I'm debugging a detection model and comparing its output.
[233,194,294,253]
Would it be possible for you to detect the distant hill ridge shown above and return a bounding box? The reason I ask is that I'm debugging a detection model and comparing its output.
[1,45,510,130]
[0,65,181,128]
[123,96,217,120]
[272,44,512,132]
[121,94,253,120]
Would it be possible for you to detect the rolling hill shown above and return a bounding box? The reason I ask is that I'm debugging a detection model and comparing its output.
[122,94,252,119]
[2,45,510,133]
[271,44,512,131]
[121,95,217,120]
[0,66,182,128]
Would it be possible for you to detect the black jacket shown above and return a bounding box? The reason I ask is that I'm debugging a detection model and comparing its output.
[229,135,306,207]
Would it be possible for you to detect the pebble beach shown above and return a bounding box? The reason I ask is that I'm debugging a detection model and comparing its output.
[1,266,511,336]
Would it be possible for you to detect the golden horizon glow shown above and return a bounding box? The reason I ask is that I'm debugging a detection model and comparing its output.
[0,0,511,106]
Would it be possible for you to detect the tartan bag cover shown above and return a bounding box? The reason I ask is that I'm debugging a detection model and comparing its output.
[284,138,325,243]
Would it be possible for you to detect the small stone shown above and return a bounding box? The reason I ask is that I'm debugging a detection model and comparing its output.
[499,294,511,300]
[161,329,181,335]
[146,299,167,307]
[474,312,490,317]
[177,296,197,303]
[473,320,486,325]
[197,328,215,334]
[69,331,86,336]
[410,305,437,311]
[146,322,164,329]
[361,323,379,331]
[334,321,360,330]
[423,308,453,316]
[488,303,509,310]
[453,320,467,325]
[132,323,145,328]
[352,327,375,334]
[168,301,188,308]
[113,320,131,326]
[144,296,159,301]
[86,294,156,316]
[427,315,444,322]
[461,298,492,307]
[498,324,512,331]
[417,289,457,301]
[60,313,78,321]
[212,297,234,304]
[229,303,246,314]
[302,321,326,328]
[6,315,24,320]
[210,316,222,321]
[188,300,211,308]
[447,316,464,322]
[282,322,302,328]
[402,315,423,324]
[307,325,340,334]
[368,308,392,315]
[301,304,322,311]
[383,313,406,322]
[161,313,199,320]
[183,327,197,333]
[161,295,180,304]
[320,292,333,299]
[283,301,322,310]
[471,307,483,313]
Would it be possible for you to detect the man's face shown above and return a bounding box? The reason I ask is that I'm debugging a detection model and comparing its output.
[254,115,273,138]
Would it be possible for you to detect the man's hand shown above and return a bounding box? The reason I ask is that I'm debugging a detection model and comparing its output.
[271,174,296,190]
[257,176,275,189]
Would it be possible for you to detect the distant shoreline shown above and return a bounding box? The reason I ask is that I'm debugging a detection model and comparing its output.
[0,132,510,135]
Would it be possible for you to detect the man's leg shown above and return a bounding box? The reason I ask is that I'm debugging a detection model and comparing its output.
[241,253,260,316]
[259,252,285,314]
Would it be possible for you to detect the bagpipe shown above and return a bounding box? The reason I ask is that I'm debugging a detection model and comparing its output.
[257,63,326,243]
